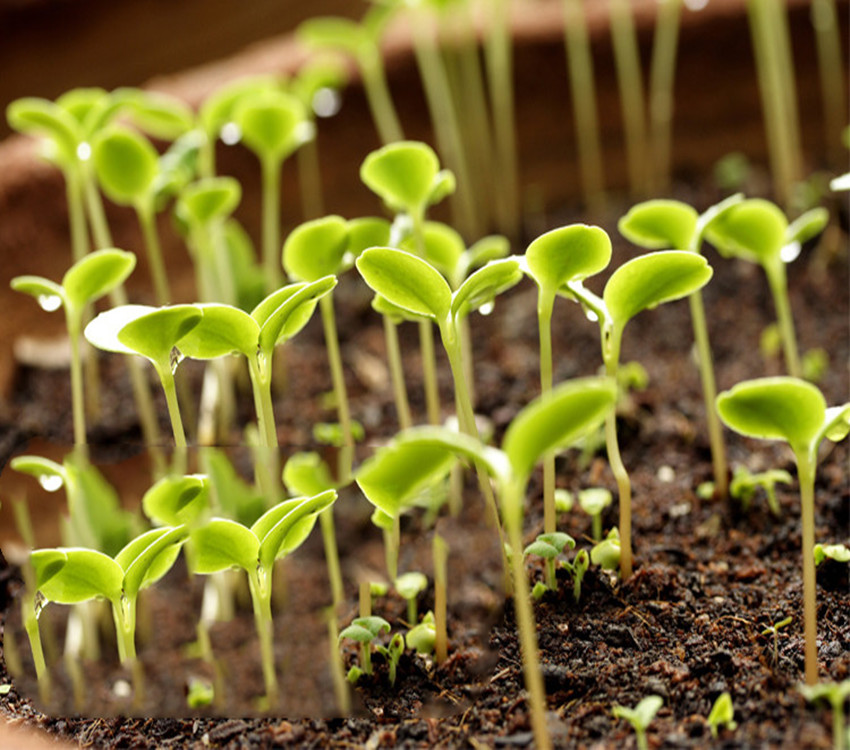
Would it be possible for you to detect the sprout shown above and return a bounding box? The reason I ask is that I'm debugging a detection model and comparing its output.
[814,543,850,566]
[524,532,575,592]
[338,615,391,682]
[376,633,405,686]
[716,376,850,684]
[591,527,621,572]
[798,680,850,750]
[11,248,136,450]
[406,611,437,655]
[730,466,792,517]
[612,694,663,750]
[578,487,613,541]
[554,489,574,513]
[565,250,713,577]
[760,615,792,666]
[395,571,429,625]
[561,548,590,603]
[186,677,215,709]
[706,691,737,738]
[190,490,337,704]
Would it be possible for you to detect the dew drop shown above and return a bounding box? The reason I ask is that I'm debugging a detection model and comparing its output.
[584,308,599,323]
[38,473,64,492]
[76,142,92,161]
[170,347,184,374]
[312,87,342,118]
[37,294,62,312]
[220,122,241,145]
[684,0,708,10]
[780,241,801,263]
[112,679,132,698]
[479,301,494,316]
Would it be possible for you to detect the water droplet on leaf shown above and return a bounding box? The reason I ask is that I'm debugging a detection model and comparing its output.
[220,122,241,145]
[76,142,92,161]
[780,241,801,263]
[37,294,62,312]
[38,473,64,492]
[479,301,494,316]
[312,88,341,118]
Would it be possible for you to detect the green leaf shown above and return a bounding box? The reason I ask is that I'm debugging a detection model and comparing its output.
[62,248,136,310]
[201,448,266,528]
[176,177,241,228]
[256,491,337,569]
[198,75,280,138]
[119,525,187,597]
[603,250,713,329]
[346,217,392,258]
[176,303,258,359]
[7,97,81,167]
[290,57,348,109]
[360,141,441,214]
[85,304,159,355]
[339,616,391,643]
[823,404,850,442]
[525,224,612,293]
[283,452,337,497]
[591,533,620,570]
[256,276,337,352]
[524,532,575,559]
[371,293,426,324]
[92,125,159,206]
[190,518,259,574]
[282,215,349,282]
[395,571,428,601]
[704,198,787,265]
[10,455,66,490]
[117,304,203,364]
[502,377,617,482]
[716,377,826,455]
[234,90,311,163]
[357,246,452,321]
[142,474,210,526]
[114,88,195,140]
[56,87,109,128]
[30,549,67,589]
[578,487,612,516]
[402,221,465,282]
[450,258,522,319]
[613,695,663,731]
[33,548,123,605]
[297,17,370,60]
[786,207,829,246]
[10,276,65,311]
[618,200,697,251]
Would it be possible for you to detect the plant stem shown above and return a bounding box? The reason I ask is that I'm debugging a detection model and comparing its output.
[66,314,88,454]
[23,597,51,704]
[811,0,847,165]
[419,319,442,426]
[433,533,448,664]
[248,567,279,705]
[66,168,89,263]
[688,290,728,497]
[247,356,280,502]
[360,51,405,144]
[261,156,282,293]
[112,596,144,706]
[297,136,324,220]
[320,293,353,482]
[797,451,818,685]
[137,203,171,305]
[764,260,801,378]
[562,0,606,213]
[320,508,344,607]
[383,316,412,430]
[538,291,556,535]
[324,606,350,715]
[648,0,682,193]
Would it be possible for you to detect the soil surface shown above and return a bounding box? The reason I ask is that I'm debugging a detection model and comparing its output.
[0,182,848,748]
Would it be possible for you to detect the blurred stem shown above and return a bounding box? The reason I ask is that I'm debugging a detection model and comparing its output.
[432,533,448,664]
[764,259,801,378]
[538,290,556,535]
[320,293,353,482]
[248,568,279,706]
[297,135,324,220]
[811,0,846,166]
[361,51,405,144]
[797,452,817,685]
[383,315,412,430]
[648,0,682,193]
[261,156,282,293]
[320,508,344,607]
[137,203,171,305]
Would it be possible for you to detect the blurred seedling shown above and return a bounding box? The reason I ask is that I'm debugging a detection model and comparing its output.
[730,466,792,517]
[579,487,613,542]
[798,679,850,750]
[395,572,428,625]
[406,611,437,656]
[591,527,621,573]
[761,615,792,666]
[524,532,575,596]
[814,544,850,566]
[561,548,590,603]
[612,694,663,750]
[339,615,391,684]
[706,691,738,738]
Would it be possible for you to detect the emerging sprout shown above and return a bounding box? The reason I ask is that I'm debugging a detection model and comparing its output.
[578,487,613,541]
[612,695,663,750]
[814,543,850,566]
[591,527,621,572]
[760,615,792,666]
[338,615,391,682]
[186,677,215,709]
[798,680,850,750]
[406,611,437,655]
[706,691,737,738]
[395,571,428,625]
[730,466,792,517]
[717,376,850,684]
[562,548,590,603]
[524,532,575,593]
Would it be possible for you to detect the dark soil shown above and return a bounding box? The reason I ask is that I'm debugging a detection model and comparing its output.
[0,185,848,748]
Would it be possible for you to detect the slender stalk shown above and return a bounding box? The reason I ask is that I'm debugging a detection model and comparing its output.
[419,319,441,426]
[23,597,51,704]
[383,316,412,429]
[765,261,801,378]
[433,533,448,664]
[248,568,279,705]
[797,452,818,685]
[112,597,144,706]
[688,291,728,497]
[66,315,87,453]
[610,0,649,197]
[261,157,282,293]
[458,315,476,408]
[811,0,847,165]
[137,204,171,305]
[324,606,350,715]
[320,508,344,607]
[562,0,606,213]
[297,136,324,220]
[320,293,353,481]
[66,169,89,263]
[358,581,372,674]
[538,292,556,534]
[361,52,405,144]
[648,0,682,193]
[158,366,188,450]
[247,356,280,502]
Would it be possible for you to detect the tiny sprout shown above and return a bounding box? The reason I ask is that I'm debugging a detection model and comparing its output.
[798,679,850,750]
[562,548,590,603]
[186,677,215,709]
[730,466,792,517]
[761,615,793,665]
[339,615,391,680]
[612,694,663,750]
[591,527,621,572]
[395,571,428,625]
[814,544,850,566]
[524,532,576,592]
[554,489,574,513]
[370,581,390,598]
[376,633,405,686]
[406,611,436,655]
[579,487,613,541]
[706,691,737,738]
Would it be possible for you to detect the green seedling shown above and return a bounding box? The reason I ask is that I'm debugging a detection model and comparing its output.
[338,615,391,683]
[142,474,210,529]
[578,487,613,542]
[84,304,202,451]
[554,489,574,513]
[707,691,738,738]
[523,223,612,534]
[618,194,743,498]
[798,679,850,750]
[814,543,850,566]
[591,527,621,572]
[186,676,215,709]
[30,525,188,703]
[376,632,405,686]
[356,376,617,750]
[11,248,136,450]
[190,490,336,705]
[406,611,437,655]
[705,198,828,378]
[395,572,428,625]
[730,466,792,517]
[565,250,714,577]
[761,615,792,665]
[612,694,663,750]
[561,548,590,603]
[716,376,850,684]
[524,532,575,593]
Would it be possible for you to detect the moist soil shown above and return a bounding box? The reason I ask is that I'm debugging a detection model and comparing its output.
[0,185,848,748]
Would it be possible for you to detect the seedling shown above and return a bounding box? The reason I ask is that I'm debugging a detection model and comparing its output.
[591,527,621,572]
[376,633,405,686]
[11,248,136,450]
[730,466,792,517]
[562,548,590,603]
[706,691,737,738]
[578,487,613,542]
[406,611,437,655]
[338,615,391,683]
[716,376,850,684]
[523,223,612,533]
[798,679,850,750]
[705,198,828,378]
[524,532,575,592]
[30,525,189,703]
[814,544,850,566]
[356,376,617,750]
[761,615,792,665]
[612,694,663,750]
[395,572,428,625]
[565,250,714,577]
[189,490,337,705]
[186,677,215,709]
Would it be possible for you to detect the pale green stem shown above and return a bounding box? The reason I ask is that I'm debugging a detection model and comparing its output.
[610,0,649,197]
[23,598,51,704]
[764,260,801,378]
[261,156,283,293]
[636,728,649,750]
[157,365,187,450]
[458,315,476,408]
[383,316,412,430]
[538,291,556,534]
[360,51,405,144]
[248,567,279,705]
[320,293,353,482]
[504,480,552,750]
[688,290,728,497]
[320,508,344,607]
[297,134,324,220]
[137,203,171,305]
[811,0,847,164]
[324,607,350,715]
[648,0,682,193]
[562,0,606,213]
[66,312,88,454]
[66,168,89,262]
[485,0,520,236]
[247,355,280,502]
[419,319,441,426]
[112,596,144,706]
[433,533,448,664]
[83,168,113,250]
[797,450,818,686]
